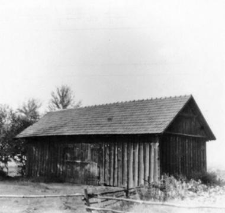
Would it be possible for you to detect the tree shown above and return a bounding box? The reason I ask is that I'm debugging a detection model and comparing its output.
[17,99,41,122]
[15,99,42,175]
[0,105,14,173]
[48,85,81,111]
[0,100,41,176]
[9,115,34,176]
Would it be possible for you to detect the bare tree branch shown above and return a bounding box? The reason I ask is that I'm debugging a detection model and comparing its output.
[48,85,81,111]
[17,99,41,122]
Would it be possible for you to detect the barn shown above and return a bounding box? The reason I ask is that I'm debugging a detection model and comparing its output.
[16,95,215,187]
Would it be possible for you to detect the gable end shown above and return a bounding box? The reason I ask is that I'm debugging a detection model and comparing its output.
[163,96,216,141]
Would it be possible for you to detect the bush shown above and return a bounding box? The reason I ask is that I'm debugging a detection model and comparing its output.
[0,169,7,178]
[136,173,225,204]
[192,171,225,186]
[137,175,187,201]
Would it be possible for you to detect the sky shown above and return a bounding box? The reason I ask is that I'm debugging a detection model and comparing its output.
[0,0,224,169]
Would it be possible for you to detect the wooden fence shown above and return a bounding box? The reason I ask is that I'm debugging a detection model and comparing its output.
[1,187,225,213]
[83,187,138,212]
[83,187,225,213]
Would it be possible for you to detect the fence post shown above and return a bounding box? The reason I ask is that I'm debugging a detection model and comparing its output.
[84,189,91,212]
[125,187,129,198]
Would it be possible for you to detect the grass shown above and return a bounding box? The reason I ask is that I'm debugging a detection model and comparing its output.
[0,180,86,213]
[0,175,126,213]
[1,166,225,213]
[126,173,225,213]
[130,204,225,213]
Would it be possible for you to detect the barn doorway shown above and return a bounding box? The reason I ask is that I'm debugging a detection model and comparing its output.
[63,145,99,184]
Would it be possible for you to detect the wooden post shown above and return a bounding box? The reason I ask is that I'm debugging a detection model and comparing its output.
[87,144,91,161]
[134,143,139,187]
[26,144,30,176]
[114,142,118,186]
[118,143,122,186]
[157,137,160,182]
[145,143,150,183]
[154,142,159,182]
[123,142,127,187]
[110,144,114,186]
[102,142,105,185]
[139,143,144,185]
[105,143,110,185]
[129,142,133,188]
[204,141,207,172]
[84,189,91,212]
[150,143,154,182]
[125,188,129,198]
[126,142,130,198]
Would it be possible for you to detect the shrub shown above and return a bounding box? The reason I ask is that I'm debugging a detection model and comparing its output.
[135,173,225,205]
[0,169,7,178]
[192,171,225,186]
[137,174,222,202]
[137,175,187,201]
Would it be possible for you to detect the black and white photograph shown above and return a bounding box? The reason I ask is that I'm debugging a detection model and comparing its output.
[0,0,225,212]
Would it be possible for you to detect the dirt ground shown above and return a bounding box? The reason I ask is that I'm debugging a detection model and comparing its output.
[0,180,118,213]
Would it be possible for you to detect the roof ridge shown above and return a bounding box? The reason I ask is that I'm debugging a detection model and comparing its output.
[81,94,191,109]
[48,95,192,112]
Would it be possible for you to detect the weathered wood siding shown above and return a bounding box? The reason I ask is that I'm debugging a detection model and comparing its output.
[101,136,160,187]
[160,135,206,177]
[26,135,160,187]
[160,102,208,177]
[166,102,207,137]
[26,137,100,185]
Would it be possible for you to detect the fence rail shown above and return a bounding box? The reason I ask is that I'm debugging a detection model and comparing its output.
[93,196,225,209]
[83,188,225,212]
[0,193,83,198]
[86,206,130,213]
[1,187,225,212]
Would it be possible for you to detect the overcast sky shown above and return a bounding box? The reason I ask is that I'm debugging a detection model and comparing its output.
[0,0,224,169]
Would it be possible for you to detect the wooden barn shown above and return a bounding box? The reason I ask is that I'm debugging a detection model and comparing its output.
[16,95,215,187]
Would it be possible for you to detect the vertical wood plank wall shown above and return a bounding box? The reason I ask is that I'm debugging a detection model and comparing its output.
[160,135,207,177]
[101,137,159,187]
[26,135,159,187]
[26,133,207,186]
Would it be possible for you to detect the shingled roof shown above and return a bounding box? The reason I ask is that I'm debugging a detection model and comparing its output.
[16,95,215,140]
